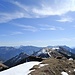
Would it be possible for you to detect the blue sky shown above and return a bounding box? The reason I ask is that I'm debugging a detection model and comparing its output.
[0,0,75,47]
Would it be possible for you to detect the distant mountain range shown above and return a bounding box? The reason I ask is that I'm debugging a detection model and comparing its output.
[2,45,75,68]
[47,45,75,53]
[0,46,42,62]
[0,45,75,63]
[0,45,75,74]
[33,46,75,59]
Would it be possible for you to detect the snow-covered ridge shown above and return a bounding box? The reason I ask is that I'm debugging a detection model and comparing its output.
[0,61,41,75]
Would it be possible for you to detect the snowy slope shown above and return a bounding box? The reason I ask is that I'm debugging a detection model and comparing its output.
[0,61,41,75]
[33,48,51,58]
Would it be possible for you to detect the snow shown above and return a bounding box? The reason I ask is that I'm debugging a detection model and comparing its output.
[36,48,48,56]
[0,61,41,75]
[74,69,75,71]
[52,47,59,50]
[39,64,48,68]
[61,72,68,75]
[69,58,73,60]
[42,49,46,53]
[48,52,51,57]
[69,71,71,73]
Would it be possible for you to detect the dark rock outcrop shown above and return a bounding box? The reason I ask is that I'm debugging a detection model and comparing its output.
[0,63,8,71]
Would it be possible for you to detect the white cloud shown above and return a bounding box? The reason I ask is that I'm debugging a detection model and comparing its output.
[11,1,29,12]
[39,24,64,31]
[32,0,75,16]
[11,1,41,18]
[13,23,64,32]
[0,31,23,37]
[56,17,73,22]
[23,26,38,32]
[14,24,38,32]
[40,27,56,31]
[0,0,75,23]
[0,12,31,23]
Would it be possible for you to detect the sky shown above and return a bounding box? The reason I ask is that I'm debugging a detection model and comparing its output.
[0,0,75,47]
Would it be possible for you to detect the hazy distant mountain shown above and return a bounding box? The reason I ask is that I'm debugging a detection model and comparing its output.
[71,48,75,53]
[0,45,75,62]
[0,47,19,62]
[0,46,42,62]
[4,52,43,67]
[4,52,29,67]
[18,46,42,55]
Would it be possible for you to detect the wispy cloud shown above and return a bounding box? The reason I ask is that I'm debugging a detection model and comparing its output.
[11,1,41,18]
[32,0,75,16]
[0,12,31,23]
[11,1,29,12]
[40,27,64,31]
[40,27,56,31]
[10,31,23,35]
[0,0,75,23]
[22,25,38,32]
[14,23,65,31]
[0,31,23,37]
[56,17,73,22]
[13,23,38,32]
[39,24,64,31]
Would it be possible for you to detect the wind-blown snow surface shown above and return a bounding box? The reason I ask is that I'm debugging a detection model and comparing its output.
[0,61,41,75]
